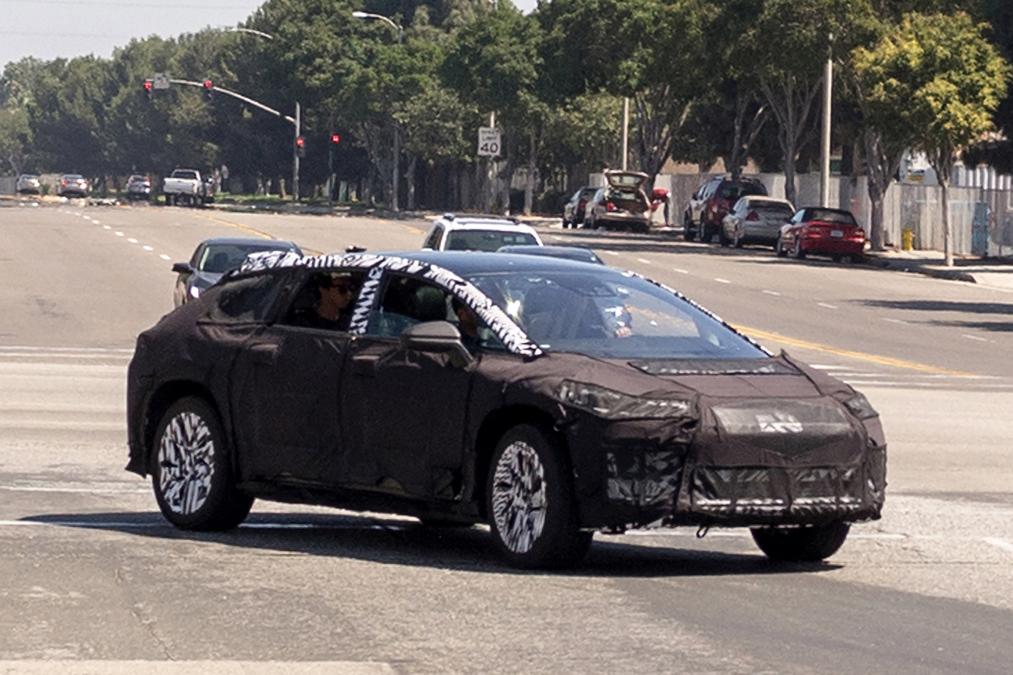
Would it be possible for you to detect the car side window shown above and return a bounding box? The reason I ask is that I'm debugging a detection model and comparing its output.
[423,225,443,250]
[366,276,452,338]
[277,269,364,331]
[204,273,283,324]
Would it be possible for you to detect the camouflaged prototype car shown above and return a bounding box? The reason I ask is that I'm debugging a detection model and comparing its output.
[126,251,886,568]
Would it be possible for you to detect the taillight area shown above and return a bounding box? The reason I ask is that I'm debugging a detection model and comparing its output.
[746,210,760,221]
[605,201,617,212]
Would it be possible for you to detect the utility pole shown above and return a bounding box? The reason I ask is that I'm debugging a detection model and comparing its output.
[819,35,834,208]
[621,97,630,171]
[293,102,300,201]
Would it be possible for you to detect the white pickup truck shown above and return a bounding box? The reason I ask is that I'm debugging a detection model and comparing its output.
[162,169,214,207]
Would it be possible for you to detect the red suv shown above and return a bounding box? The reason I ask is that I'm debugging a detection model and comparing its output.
[684,176,767,242]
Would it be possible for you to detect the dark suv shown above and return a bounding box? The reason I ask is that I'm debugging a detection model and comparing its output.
[684,177,767,242]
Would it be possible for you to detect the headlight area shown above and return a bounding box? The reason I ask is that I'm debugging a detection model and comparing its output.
[842,392,878,420]
[556,381,697,522]
[556,380,694,420]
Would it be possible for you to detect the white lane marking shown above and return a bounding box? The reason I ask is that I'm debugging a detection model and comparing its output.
[762,290,781,296]
[0,352,132,360]
[159,254,171,260]
[143,245,153,251]
[0,345,133,353]
[636,257,653,265]
[92,220,101,225]
[623,530,906,541]
[817,302,838,310]
[672,268,690,274]
[0,486,148,494]
[127,237,138,244]
[0,662,395,674]
[714,278,731,284]
[102,225,111,230]
[984,538,1013,555]
[0,519,408,532]
[962,334,989,342]
[114,231,124,237]
[882,317,907,324]
[602,250,620,256]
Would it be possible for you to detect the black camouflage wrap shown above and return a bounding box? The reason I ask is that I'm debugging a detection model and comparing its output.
[127,251,885,532]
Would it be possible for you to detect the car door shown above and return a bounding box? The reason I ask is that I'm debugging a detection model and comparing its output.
[782,209,807,246]
[340,272,474,499]
[230,267,363,486]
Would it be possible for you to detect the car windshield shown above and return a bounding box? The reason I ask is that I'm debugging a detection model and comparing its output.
[445,230,537,252]
[807,209,857,225]
[199,244,293,273]
[753,202,794,218]
[719,182,765,200]
[468,269,767,360]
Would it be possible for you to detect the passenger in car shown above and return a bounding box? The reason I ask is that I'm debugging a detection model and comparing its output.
[452,298,481,350]
[291,272,358,330]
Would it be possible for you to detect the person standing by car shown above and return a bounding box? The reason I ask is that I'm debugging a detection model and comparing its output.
[292,272,358,330]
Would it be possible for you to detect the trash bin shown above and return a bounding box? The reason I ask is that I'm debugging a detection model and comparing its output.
[901,228,915,251]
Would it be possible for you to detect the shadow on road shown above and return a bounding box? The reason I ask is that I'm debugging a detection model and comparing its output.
[23,510,838,577]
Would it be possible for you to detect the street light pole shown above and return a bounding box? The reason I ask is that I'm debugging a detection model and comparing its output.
[819,35,834,208]
[352,11,404,213]
[293,101,301,201]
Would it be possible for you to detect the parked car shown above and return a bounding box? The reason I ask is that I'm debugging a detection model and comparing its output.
[127,250,886,569]
[720,196,796,248]
[126,174,152,201]
[422,214,543,252]
[15,174,41,194]
[171,237,303,307]
[584,171,651,233]
[163,168,212,207]
[562,187,598,229]
[57,174,90,198]
[776,207,866,261]
[497,244,604,264]
[684,176,767,242]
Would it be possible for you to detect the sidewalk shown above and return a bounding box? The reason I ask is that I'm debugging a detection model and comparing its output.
[862,248,1013,291]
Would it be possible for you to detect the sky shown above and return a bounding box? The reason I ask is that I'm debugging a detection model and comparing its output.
[0,0,538,71]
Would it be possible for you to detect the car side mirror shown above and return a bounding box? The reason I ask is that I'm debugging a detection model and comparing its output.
[400,321,475,368]
[172,262,193,274]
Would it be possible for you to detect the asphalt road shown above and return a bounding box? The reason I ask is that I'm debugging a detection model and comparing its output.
[1,201,1011,673]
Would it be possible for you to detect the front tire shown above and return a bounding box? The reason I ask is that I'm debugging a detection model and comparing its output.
[151,396,253,531]
[486,424,591,569]
[751,522,850,562]
[793,238,806,259]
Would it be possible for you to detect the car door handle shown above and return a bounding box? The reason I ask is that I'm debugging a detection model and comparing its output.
[350,354,379,377]
[249,343,278,365]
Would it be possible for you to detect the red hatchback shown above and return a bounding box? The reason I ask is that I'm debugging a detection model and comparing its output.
[776,207,865,261]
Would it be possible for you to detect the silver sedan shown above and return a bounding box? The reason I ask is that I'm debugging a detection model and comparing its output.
[720,196,795,248]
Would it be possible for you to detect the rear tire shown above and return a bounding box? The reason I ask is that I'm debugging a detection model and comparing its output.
[751,522,850,562]
[486,424,591,569]
[151,396,253,531]
[776,236,787,257]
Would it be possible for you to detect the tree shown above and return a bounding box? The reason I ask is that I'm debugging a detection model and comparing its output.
[854,12,1009,265]
[745,0,874,204]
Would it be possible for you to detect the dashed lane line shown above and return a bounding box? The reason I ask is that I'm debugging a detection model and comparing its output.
[762,290,781,296]
[984,538,1013,555]
[883,317,907,324]
[143,245,153,251]
[127,237,138,244]
[636,257,653,265]
[714,278,731,284]
[963,334,989,342]
[159,254,171,261]
[817,302,838,310]
[114,231,124,237]
[602,250,620,256]
[672,268,689,274]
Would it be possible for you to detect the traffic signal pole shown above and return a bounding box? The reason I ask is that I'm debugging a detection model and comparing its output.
[165,78,301,200]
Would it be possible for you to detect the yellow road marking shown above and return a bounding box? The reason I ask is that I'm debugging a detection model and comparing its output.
[736,325,975,376]
[195,213,276,240]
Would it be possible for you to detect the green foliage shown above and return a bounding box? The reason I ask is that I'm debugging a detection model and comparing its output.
[854,11,1009,176]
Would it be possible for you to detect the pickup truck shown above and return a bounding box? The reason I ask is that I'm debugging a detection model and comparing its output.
[162,169,214,207]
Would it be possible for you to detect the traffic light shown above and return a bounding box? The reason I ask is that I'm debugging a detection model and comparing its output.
[295,135,306,158]
[143,79,153,100]
[202,79,213,102]
[330,133,341,145]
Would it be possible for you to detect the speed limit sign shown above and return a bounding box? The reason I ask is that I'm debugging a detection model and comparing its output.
[477,127,501,157]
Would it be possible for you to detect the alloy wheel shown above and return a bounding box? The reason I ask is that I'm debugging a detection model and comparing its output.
[491,440,547,554]
[157,410,216,515]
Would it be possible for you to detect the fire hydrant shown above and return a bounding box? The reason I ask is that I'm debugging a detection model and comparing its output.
[901,228,915,251]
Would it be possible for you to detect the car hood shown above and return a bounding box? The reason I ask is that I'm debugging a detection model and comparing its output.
[192,271,224,288]
[605,171,648,189]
